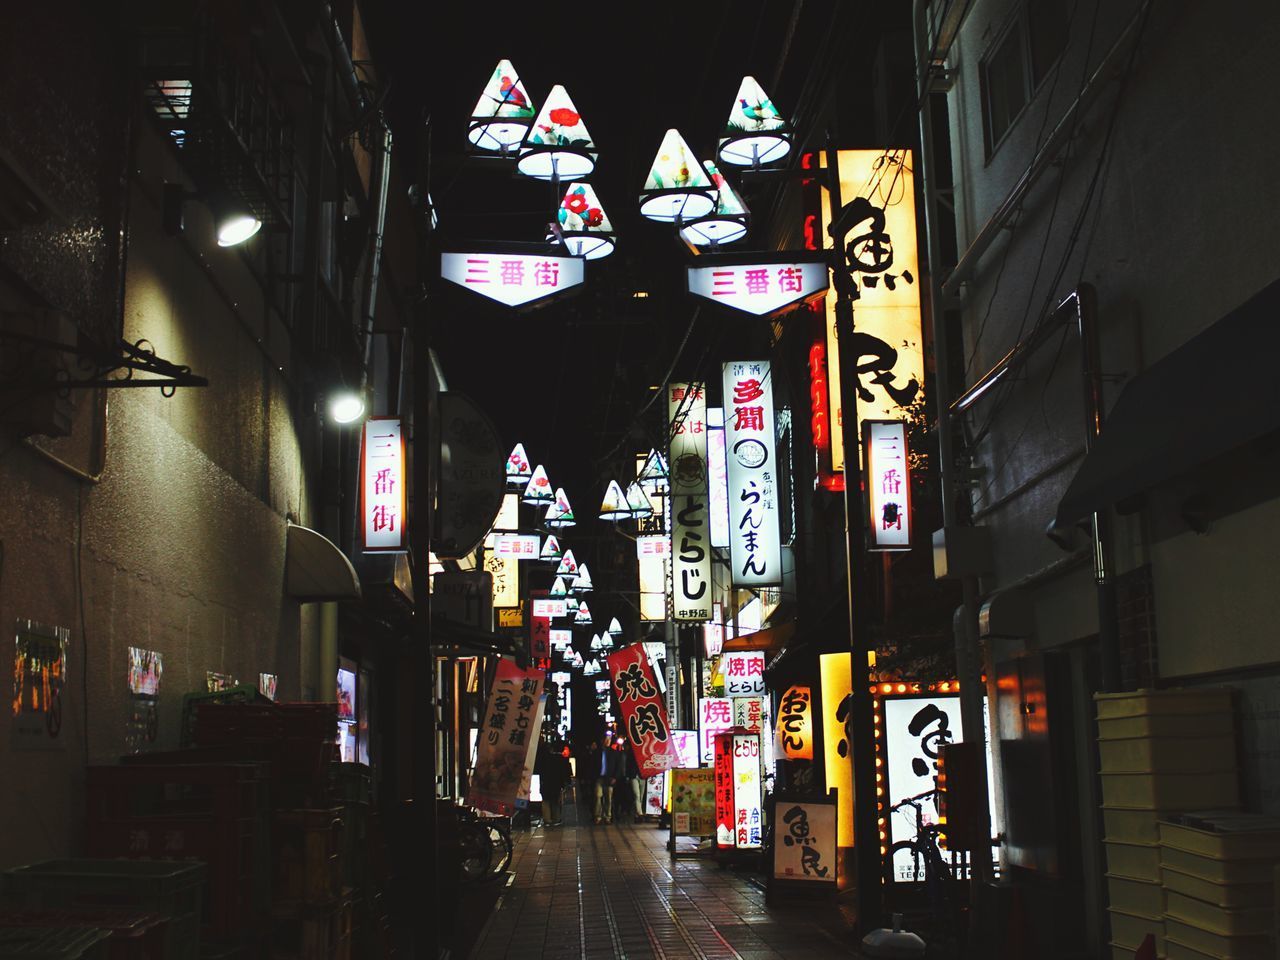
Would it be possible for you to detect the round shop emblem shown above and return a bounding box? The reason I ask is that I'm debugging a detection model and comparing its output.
[673,453,706,486]
[733,438,768,468]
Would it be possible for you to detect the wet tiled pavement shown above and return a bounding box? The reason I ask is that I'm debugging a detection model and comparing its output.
[468,820,859,959]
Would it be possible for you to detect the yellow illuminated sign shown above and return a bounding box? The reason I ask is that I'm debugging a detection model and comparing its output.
[820,150,924,472]
[776,684,814,760]
[820,652,854,847]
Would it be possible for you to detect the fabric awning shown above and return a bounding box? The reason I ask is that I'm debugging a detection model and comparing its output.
[285,523,361,602]
[722,619,795,655]
[1057,276,1280,524]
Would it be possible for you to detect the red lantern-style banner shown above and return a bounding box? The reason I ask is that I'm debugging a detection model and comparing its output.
[529,588,551,660]
[605,643,680,777]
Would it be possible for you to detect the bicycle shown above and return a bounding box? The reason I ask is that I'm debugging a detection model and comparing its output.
[454,805,514,882]
[884,789,961,947]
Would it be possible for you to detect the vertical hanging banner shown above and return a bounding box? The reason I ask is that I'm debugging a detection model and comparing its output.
[714,733,736,847]
[528,588,551,660]
[606,643,680,777]
[669,383,713,621]
[360,417,406,552]
[722,362,782,586]
[469,660,546,815]
[864,420,912,550]
[820,149,924,472]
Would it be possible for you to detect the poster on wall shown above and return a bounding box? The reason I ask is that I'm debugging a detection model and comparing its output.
[125,647,163,754]
[12,621,69,750]
[206,671,236,692]
[671,767,716,837]
[469,660,546,815]
[259,673,279,701]
[773,798,837,883]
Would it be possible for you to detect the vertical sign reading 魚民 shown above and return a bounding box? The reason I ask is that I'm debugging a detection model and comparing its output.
[722,362,781,586]
[360,417,406,552]
[607,643,680,777]
[864,420,911,551]
[469,660,546,815]
[669,383,712,621]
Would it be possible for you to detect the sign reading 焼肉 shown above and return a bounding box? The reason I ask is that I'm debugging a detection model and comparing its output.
[722,361,781,586]
[669,382,712,621]
[698,696,734,765]
[864,419,911,551]
[607,643,680,777]
[721,650,766,697]
[361,417,406,552]
[469,659,546,815]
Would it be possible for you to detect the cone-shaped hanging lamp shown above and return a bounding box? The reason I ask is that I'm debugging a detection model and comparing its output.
[506,441,533,487]
[553,182,616,260]
[607,617,623,637]
[639,129,716,222]
[517,85,597,181]
[680,159,750,247]
[544,488,576,528]
[638,448,669,484]
[625,481,654,520]
[550,576,570,599]
[468,59,537,154]
[523,464,554,506]
[540,534,563,562]
[572,563,593,593]
[575,601,592,625]
[717,75,792,169]
[599,479,632,521]
[556,549,579,577]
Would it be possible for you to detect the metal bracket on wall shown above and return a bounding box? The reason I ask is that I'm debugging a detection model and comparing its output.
[0,328,208,395]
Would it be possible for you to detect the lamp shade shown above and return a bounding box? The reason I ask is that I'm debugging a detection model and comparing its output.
[638,448,669,484]
[589,633,603,652]
[517,85,597,181]
[556,549,579,577]
[544,487,576,528]
[624,481,654,520]
[575,601,592,625]
[468,59,537,153]
[639,129,716,222]
[522,464,554,506]
[571,563,593,593]
[540,534,563,561]
[550,576,570,599]
[554,182,616,260]
[506,442,533,487]
[680,159,750,247]
[607,617,623,637]
[718,75,792,168]
[599,479,632,521]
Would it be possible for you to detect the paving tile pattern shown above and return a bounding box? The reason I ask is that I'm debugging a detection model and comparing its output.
[470,822,858,959]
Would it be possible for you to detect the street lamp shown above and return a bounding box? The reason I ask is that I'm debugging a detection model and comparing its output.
[468,59,537,155]
[327,390,366,425]
[716,75,793,170]
[552,182,616,259]
[599,479,632,521]
[624,481,654,520]
[506,442,533,488]
[544,487,576,528]
[679,160,749,249]
[522,463,554,507]
[638,129,716,222]
[516,84,597,182]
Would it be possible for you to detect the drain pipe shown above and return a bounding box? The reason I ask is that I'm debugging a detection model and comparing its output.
[360,123,393,385]
[913,0,993,889]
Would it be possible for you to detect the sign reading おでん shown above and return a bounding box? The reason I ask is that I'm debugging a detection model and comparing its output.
[607,643,680,777]
[361,417,406,552]
[441,251,584,309]
[722,362,781,586]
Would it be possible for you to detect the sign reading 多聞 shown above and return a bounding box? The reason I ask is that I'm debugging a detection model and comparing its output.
[722,361,781,586]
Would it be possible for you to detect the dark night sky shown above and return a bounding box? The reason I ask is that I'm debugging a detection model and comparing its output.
[362,2,906,566]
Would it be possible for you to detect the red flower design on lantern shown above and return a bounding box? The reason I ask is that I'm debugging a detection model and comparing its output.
[583,207,604,227]
[564,192,589,215]
[549,107,580,127]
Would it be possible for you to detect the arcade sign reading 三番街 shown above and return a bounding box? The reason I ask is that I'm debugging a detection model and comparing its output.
[687,255,827,318]
[441,251,584,308]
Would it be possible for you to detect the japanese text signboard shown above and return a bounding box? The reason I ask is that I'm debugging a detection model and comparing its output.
[528,589,551,660]
[819,150,924,472]
[773,800,836,883]
[607,643,680,777]
[864,420,911,551]
[491,533,540,559]
[669,382,712,621]
[819,652,855,847]
[714,733,736,847]
[698,696,734,766]
[721,651,766,697]
[485,551,518,608]
[722,362,782,586]
[441,251,584,309]
[671,767,716,837]
[687,256,828,318]
[468,660,546,815]
[732,734,763,849]
[776,684,815,760]
[360,417,406,552]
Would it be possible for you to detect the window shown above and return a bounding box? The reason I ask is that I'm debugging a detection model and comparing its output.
[980,0,1069,156]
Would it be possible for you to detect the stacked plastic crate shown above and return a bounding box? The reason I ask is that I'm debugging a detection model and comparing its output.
[1157,811,1280,960]
[1095,687,1239,960]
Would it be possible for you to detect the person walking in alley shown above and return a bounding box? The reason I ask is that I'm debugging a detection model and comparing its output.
[535,738,570,826]
[594,737,624,824]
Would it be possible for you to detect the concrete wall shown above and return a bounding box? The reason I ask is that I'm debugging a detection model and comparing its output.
[0,115,320,869]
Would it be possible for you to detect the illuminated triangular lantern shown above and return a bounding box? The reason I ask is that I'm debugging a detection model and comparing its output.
[469,59,537,153]
[575,601,592,625]
[599,480,631,521]
[680,160,750,247]
[718,75,792,168]
[505,442,533,487]
[523,464,553,506]
[571,650,584,669]
[625,481,654,520]
[638,448,668,483]
[566,597,579,615]
[550,576,570,599]
[544,488,576,528]
[517,85,597,180]
[639,129,716,222]
[554,182,616,260]
[572,563,593,593]
[589,634,603,652]
[607,617,623,637]
[540,534,563,561]
[556,549,578,577]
